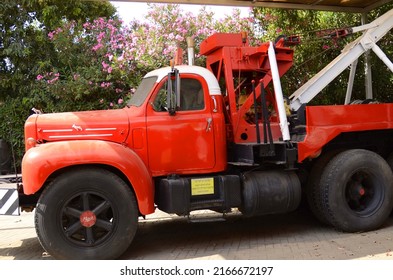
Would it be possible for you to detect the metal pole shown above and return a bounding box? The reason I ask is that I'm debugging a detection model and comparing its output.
[372,44,393,72]
[345,59,358,104]
[362,12,373,100]
[268,42,290,141]
[186,37,195,66]
[252,81,261,144]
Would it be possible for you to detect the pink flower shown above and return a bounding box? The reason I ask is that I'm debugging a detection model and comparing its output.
[47,77,59,84]
[118,98,123,104]
[48,32,55,40]
[102,61,109,69]
[36,75,44,81]
[100,82,111,88]
[92,43,103,51]
[107,67,113,73]
[97,32,105,41]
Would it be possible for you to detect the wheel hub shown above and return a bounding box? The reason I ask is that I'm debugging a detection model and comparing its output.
[80,211,96,228]
[358,187,366,196]
[348,181,366,200]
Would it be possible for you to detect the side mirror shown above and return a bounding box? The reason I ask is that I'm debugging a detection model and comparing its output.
[166,68,180,116]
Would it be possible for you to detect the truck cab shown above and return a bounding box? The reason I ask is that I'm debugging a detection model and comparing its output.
[133,65,227,176]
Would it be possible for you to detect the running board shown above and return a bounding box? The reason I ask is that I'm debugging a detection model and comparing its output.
[187,212,227,223]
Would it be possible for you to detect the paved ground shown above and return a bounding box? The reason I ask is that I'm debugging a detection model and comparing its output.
[1,208,393,260]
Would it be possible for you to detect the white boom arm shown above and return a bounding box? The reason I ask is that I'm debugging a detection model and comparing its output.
[289,8,393,111]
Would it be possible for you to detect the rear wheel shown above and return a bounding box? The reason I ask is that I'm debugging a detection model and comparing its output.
[306,150,342,225]
[35,167,138,259]
[319,149,393,232]
[385,153,393,170]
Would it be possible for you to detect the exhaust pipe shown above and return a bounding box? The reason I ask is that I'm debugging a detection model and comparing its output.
[186,37,195,66]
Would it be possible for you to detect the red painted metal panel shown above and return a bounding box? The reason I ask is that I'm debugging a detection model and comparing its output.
[298,104,393,162]
[35,109,129,144]
[145,74,227,176]
[203,33,294,144]
[22,140,155,215]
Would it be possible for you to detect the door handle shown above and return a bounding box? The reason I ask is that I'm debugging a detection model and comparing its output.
[212,96,218,113]
[206,117,212,132]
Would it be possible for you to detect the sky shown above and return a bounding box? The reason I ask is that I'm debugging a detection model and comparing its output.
[110,1,251,24]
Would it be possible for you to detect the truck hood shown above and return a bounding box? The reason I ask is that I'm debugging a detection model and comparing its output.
[35,109,129,144]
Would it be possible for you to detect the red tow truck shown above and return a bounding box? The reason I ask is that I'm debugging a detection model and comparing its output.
[1,8,393,259]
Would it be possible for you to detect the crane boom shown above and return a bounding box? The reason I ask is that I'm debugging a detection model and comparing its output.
[289,8,393,111]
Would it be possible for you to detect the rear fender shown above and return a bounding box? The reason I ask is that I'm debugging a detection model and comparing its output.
[22,140,154,215]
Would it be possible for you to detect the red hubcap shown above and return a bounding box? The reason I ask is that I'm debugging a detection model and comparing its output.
[80,211,96,228]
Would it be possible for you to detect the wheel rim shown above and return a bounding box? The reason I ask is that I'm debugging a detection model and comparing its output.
[345,170,383,215]
[60,191,116,247]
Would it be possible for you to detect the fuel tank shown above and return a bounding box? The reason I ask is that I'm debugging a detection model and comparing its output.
[240,170,301,217]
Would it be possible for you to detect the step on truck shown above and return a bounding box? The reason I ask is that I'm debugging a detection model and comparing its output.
[1,8,393,259]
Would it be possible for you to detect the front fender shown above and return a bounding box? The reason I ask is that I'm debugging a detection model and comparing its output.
[22,140,154,215]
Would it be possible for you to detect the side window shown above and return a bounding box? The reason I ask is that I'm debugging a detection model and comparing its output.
[180,78,204,111]
[152,83,168,112]
[152,78,205,112]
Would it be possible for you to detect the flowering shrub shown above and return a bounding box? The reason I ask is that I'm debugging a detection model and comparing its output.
[35,4,257,112]
[34,18,133,112]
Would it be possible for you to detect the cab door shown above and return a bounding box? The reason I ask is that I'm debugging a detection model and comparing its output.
[146,74,216,175]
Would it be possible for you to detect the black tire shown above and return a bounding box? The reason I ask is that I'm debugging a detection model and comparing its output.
[385,153,393,217]
[386,153,393,170]
[35,167,138,259]
[305,150,342,225]
[319,149,393,232]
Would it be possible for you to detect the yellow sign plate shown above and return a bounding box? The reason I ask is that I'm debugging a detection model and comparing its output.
[191,178,214,196]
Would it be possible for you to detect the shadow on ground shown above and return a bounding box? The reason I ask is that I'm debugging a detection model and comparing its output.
[121,208,393,260]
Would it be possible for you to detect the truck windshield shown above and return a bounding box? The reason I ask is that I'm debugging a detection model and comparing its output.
[127,76,158,107]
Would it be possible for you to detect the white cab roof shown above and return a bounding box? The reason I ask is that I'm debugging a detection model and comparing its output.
[144,65,221,95]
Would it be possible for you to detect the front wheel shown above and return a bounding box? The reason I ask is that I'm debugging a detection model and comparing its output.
[35,167,138,259]
[319,149,393,232]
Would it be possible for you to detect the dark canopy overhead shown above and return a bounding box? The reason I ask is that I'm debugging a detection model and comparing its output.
[115,0,392,12]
